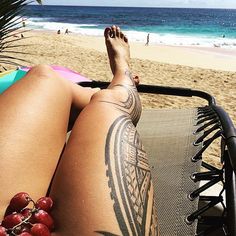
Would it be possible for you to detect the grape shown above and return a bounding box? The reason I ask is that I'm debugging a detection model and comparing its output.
[3,205,15,218]
[21,208,32,219]
[20,224,32,232]
[30,223,50,236]
[9,192,31,211]
[31,210,54,231]
[0,226,8,236]
[35,197,53,212]
[19,232,33,236]
[2,213,23,229]
[1,194,54,236]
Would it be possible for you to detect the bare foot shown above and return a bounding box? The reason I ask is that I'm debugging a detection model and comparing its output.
[104,25,130,75]
[104,26,140,86]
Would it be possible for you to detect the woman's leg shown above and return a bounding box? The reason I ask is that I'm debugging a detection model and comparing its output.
[50,26,158,236]
[0,65,98,219]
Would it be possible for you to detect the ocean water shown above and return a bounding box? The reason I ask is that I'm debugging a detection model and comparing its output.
[23,5,236,48]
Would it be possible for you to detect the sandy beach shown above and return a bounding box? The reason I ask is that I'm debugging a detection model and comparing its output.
[7,31,235,115]
[2,30,236,167]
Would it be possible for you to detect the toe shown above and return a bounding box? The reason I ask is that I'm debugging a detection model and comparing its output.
[111,25,117,37]
[116,26,121,38]
[120,32,125,39]
[124,35,128,43]
[104,27,112,39]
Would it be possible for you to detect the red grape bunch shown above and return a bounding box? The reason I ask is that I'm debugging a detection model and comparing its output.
[0,192,54,236]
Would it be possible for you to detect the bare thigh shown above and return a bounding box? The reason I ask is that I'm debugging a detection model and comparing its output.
[0,65,73,219]
[50,89,158,235]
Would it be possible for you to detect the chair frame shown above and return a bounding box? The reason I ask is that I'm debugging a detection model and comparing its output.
[80,81,236,236]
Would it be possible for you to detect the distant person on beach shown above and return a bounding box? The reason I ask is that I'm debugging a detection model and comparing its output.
[0,25,158,235]
[57,29,61,34]
[145,33,150,46]
[21,17,26,27]
[65,29,69,34]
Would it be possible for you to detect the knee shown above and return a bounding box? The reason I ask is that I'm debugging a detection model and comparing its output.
[90,88,124,104]
[25,65,71,92]
[27,64,56,79]
[90,89,115,103]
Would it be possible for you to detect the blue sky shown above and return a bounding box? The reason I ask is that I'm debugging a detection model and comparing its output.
[37,0,236,8]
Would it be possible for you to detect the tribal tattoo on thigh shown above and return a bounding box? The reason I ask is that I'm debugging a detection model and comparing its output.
[97,70,158,235]
[103,115,158,236]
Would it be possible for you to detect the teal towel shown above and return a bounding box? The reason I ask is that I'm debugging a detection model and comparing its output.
[0,70,27,94]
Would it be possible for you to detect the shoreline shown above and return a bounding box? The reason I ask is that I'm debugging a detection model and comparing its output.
[33,30,236,72]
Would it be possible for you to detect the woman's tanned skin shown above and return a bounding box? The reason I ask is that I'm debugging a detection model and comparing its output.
[0,26,158,235]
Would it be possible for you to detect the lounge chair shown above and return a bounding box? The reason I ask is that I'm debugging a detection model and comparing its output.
[0,71,235,235]
[78,81,236,236]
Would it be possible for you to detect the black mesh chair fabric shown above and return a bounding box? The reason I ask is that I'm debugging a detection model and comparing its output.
[137,109,203,236]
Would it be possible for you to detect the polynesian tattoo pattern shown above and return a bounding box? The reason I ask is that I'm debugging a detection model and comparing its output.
[105,116,158,236]
[100,70,158,235]
[102,70,141,126]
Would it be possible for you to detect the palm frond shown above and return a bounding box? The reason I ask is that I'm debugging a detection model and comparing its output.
[0,0,31,69]
[1,28,31,42]
[36,0,42,4]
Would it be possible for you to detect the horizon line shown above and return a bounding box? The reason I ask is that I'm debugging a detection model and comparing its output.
[29,4,236,9]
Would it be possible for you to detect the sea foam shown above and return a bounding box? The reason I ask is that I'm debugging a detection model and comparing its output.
[26,18,236,48]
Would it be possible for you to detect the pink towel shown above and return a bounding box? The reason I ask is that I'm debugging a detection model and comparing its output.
[19,65,91,83]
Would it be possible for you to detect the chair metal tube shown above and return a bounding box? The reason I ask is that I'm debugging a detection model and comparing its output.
[212,105,236,173]
[79,82,216,105]
[225,151,236,235]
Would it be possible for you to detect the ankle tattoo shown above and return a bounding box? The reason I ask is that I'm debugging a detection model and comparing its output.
[101,69,141,126]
